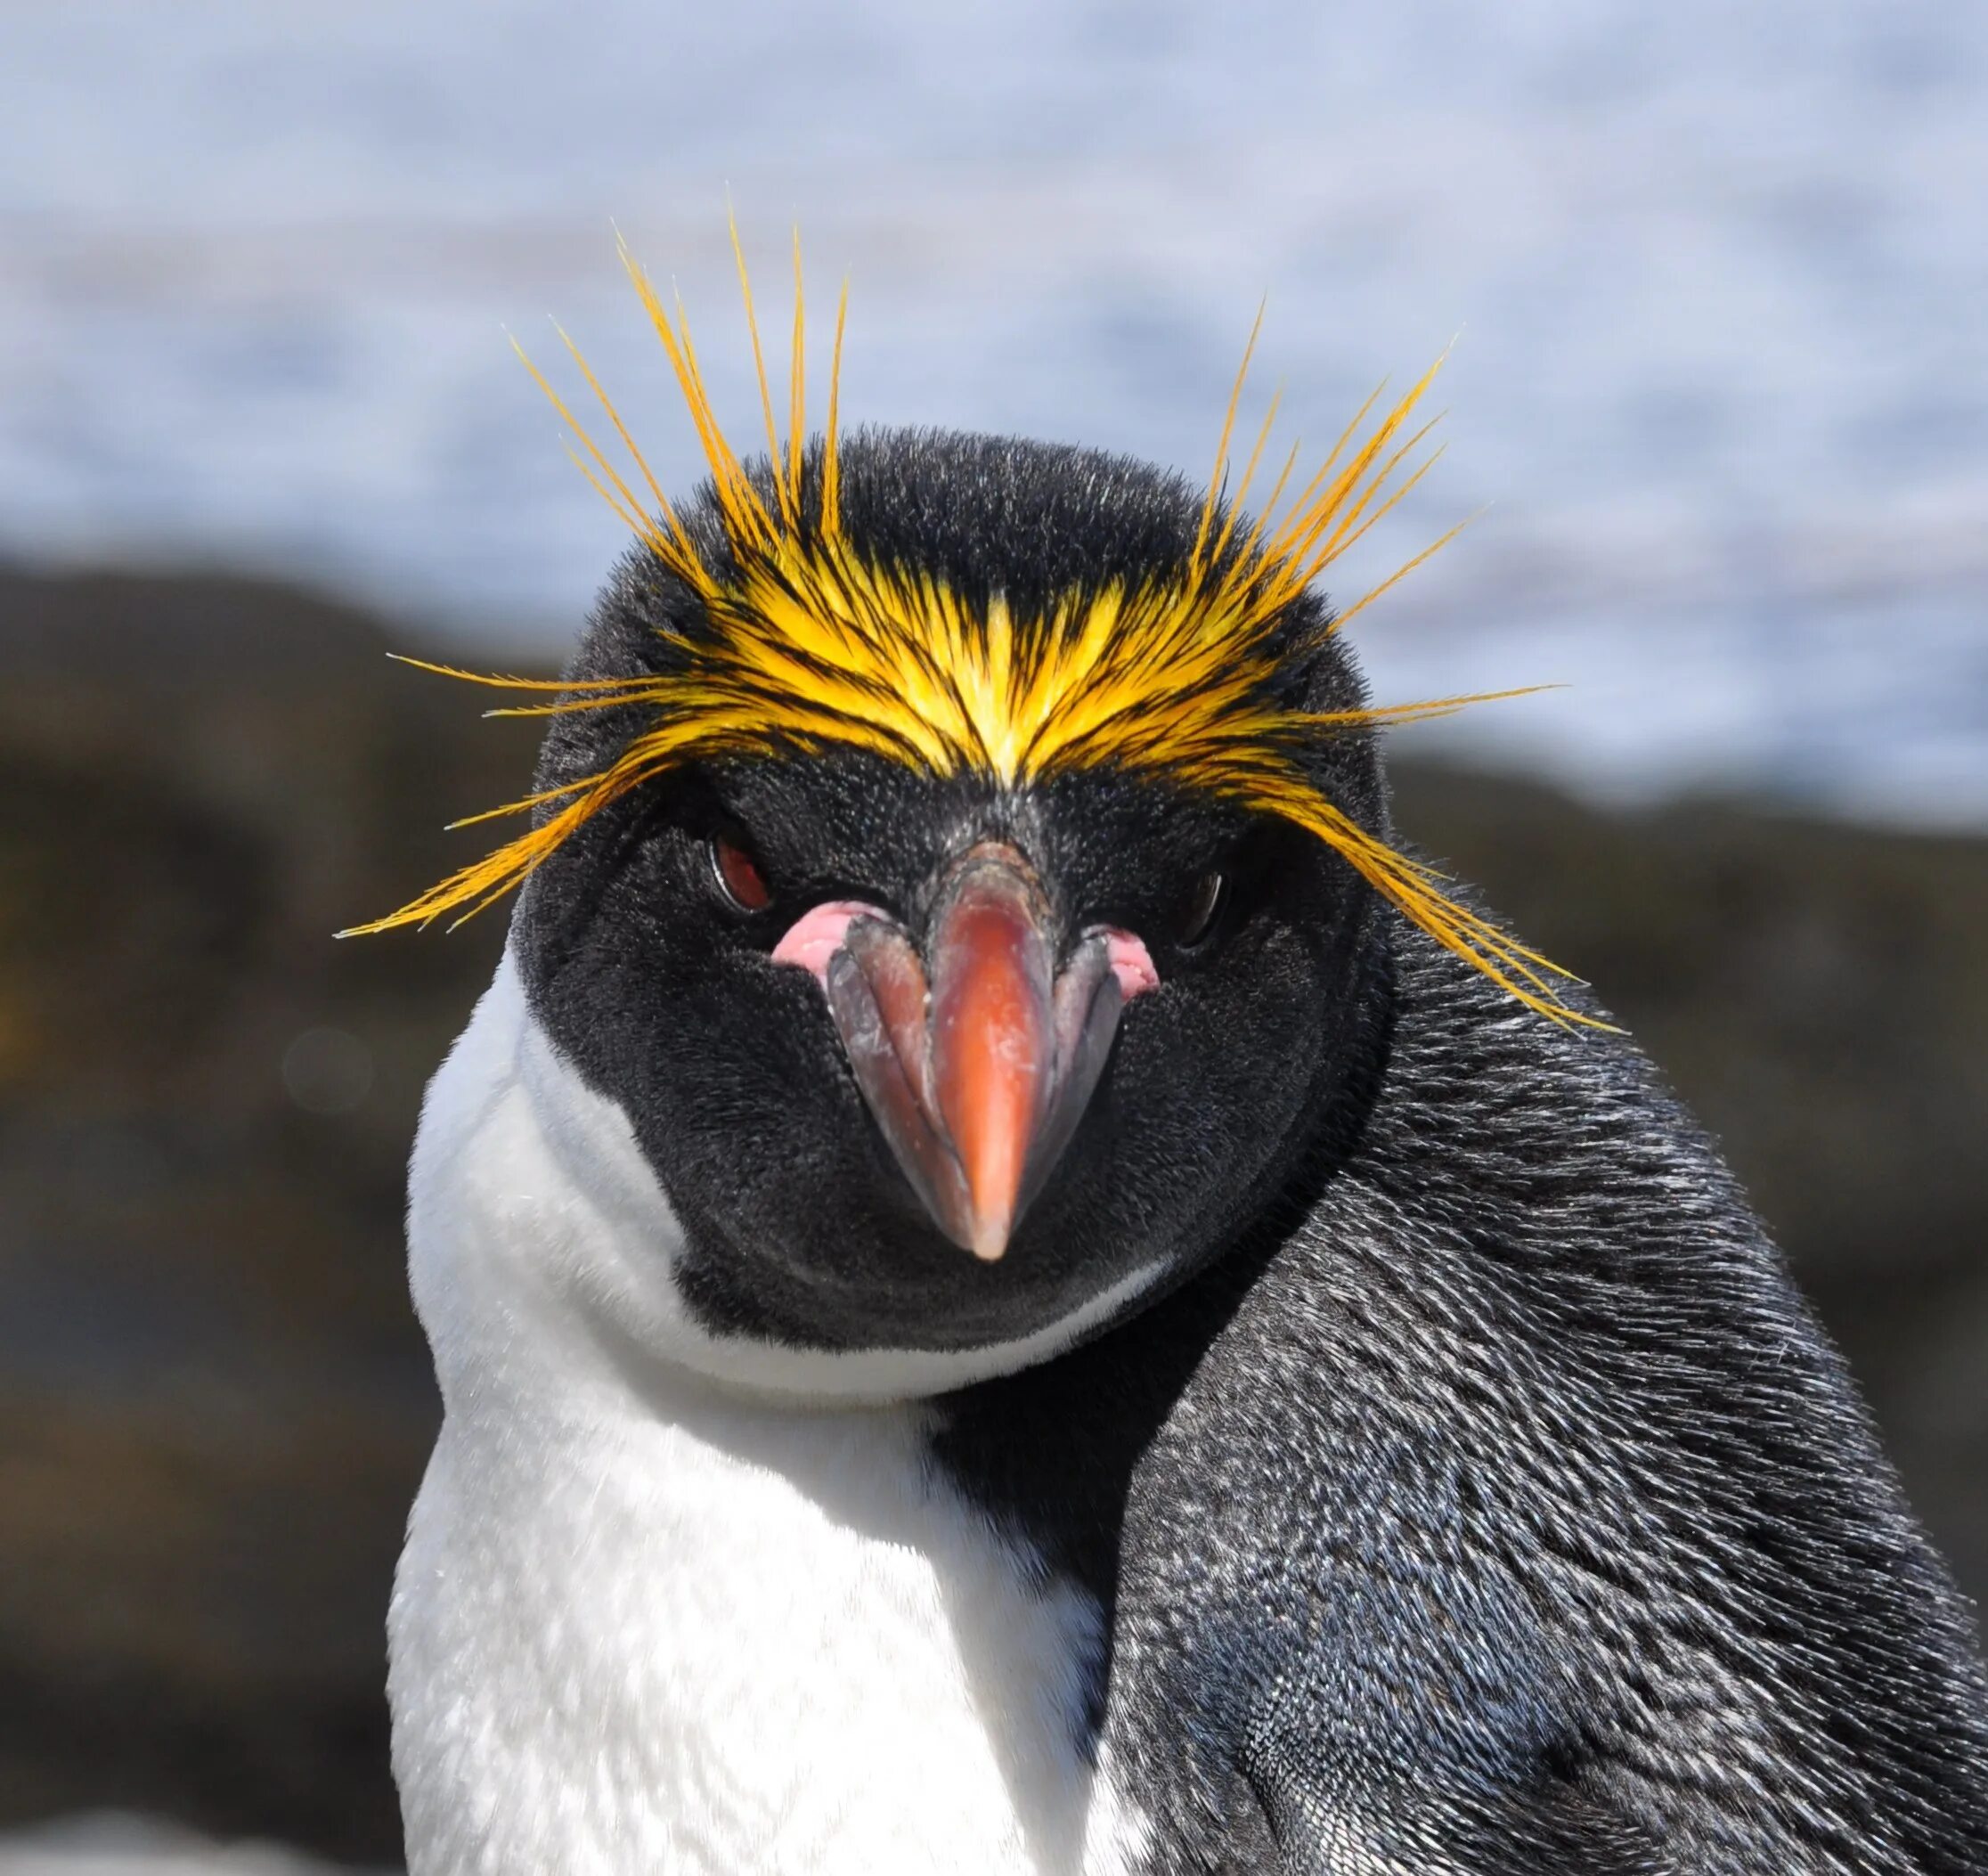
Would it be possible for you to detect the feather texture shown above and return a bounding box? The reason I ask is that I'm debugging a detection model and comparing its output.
[346,224,1593,1026]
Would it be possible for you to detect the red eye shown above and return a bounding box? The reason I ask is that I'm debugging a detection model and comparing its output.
[710,835,773,912]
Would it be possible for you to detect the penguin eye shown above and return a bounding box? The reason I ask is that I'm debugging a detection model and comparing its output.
[709,834,774,913]
[1174,869,1228,950]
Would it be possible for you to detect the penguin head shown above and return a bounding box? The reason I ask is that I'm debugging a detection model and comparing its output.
[507,428,1393,1358]
[363,240,1585,1386]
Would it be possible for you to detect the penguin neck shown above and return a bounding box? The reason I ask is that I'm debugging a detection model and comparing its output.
[931,938,1396,1612]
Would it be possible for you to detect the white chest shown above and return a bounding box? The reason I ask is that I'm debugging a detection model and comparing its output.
[389,959,1155,1873]
[389,1387,1141,1876]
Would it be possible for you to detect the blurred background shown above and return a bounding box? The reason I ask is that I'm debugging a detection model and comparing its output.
[2,2,1984,1869]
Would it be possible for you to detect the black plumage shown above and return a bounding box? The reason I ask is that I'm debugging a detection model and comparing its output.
[506,429,1988,1870]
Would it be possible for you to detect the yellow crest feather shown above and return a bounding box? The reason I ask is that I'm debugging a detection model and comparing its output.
[345,223,1599,1029]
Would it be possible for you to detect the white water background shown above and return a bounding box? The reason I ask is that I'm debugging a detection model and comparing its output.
[3,0,1984,825]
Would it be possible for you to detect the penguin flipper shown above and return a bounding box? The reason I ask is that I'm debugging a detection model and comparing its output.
[1253,1764,1672,1874]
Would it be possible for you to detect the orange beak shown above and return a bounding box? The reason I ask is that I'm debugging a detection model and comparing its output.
[927,848,1056,1260]
[811,843,1142,1261]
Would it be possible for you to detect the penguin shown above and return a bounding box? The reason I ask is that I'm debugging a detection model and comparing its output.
[367,242,1988,1874]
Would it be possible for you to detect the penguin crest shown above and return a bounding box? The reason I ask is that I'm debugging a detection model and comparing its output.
[347,224,1593,1026]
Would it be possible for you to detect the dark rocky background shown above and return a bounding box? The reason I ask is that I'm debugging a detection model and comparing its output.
[2,565,1982,1864]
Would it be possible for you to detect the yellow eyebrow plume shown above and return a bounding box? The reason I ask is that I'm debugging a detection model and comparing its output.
[345,232,1598,1029]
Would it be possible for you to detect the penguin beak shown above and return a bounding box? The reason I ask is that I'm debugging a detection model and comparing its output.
[773,843,1156,1261]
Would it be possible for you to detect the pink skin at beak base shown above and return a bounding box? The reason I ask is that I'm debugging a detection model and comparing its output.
[1102,928,1160,999]
[773,901,1159,1004]
[770,901,889,982]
